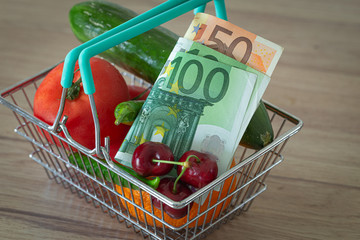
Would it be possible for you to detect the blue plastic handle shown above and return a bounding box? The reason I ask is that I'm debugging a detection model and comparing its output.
[195,0,227,20]
[61,0,227,95]
[214,0,227,20]
[61,0,190,90]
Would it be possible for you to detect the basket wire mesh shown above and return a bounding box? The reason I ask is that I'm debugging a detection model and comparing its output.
[0,65,302,240]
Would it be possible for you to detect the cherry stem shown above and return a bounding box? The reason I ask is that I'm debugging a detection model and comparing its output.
[173,166,186,194]
[152,159,190,168]
[152,155,200,193]
[174,155,200,194]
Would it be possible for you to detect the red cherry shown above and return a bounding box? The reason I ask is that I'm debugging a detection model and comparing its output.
[177,150,218,189]
[132,142,174,177]
[152,177,193,219]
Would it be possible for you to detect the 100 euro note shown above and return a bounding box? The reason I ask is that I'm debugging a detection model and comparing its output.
[115,51,257,176]
[184,12,283,77]
[170,38,271,162]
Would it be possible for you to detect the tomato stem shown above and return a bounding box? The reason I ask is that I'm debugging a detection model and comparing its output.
[66,77,82,100]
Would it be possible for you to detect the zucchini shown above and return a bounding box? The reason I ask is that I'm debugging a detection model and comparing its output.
[240,101,274,150]
[69,0,178,84]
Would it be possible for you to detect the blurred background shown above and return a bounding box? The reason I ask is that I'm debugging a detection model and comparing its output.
[0,0,359,239]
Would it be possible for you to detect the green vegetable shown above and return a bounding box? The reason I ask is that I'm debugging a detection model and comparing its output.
[240,100,274,150]
[69,0,178,84]
[114,100,144,126]
[68,152,160,189]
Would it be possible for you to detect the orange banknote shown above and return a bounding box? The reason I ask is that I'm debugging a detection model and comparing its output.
[184,13,283,77]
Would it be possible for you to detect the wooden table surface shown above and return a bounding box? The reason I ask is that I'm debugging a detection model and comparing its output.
[1,0,359,239]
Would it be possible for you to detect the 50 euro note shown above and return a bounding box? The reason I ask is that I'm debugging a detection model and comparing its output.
[169,38,271,163]
[115,51,257,176]
[184,12,284,77]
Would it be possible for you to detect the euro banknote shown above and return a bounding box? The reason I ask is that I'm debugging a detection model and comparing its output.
[184,13,283,77]
[167,38,271,159]
[115,50,257,176]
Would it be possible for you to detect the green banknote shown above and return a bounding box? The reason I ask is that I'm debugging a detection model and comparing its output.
[164,38,271,159]
[115,51,257,175]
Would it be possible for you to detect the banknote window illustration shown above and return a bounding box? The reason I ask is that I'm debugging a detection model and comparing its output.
[117,77,212,164]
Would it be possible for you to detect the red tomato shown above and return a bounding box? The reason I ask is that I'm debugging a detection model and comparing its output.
[34,57,130,159]
[128,85,151,100]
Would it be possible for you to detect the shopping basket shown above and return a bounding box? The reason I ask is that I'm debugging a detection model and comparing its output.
[0,0,303,239]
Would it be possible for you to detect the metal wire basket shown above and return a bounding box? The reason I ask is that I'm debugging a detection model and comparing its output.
[0,64,302,240]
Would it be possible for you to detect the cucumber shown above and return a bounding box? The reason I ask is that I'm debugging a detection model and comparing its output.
[240,101,274,150]
[69,0,178,84]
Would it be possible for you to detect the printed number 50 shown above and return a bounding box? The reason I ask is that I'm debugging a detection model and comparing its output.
[208,25,252,64]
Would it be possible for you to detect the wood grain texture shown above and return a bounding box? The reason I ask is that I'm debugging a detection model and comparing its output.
[0,0,359,239]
